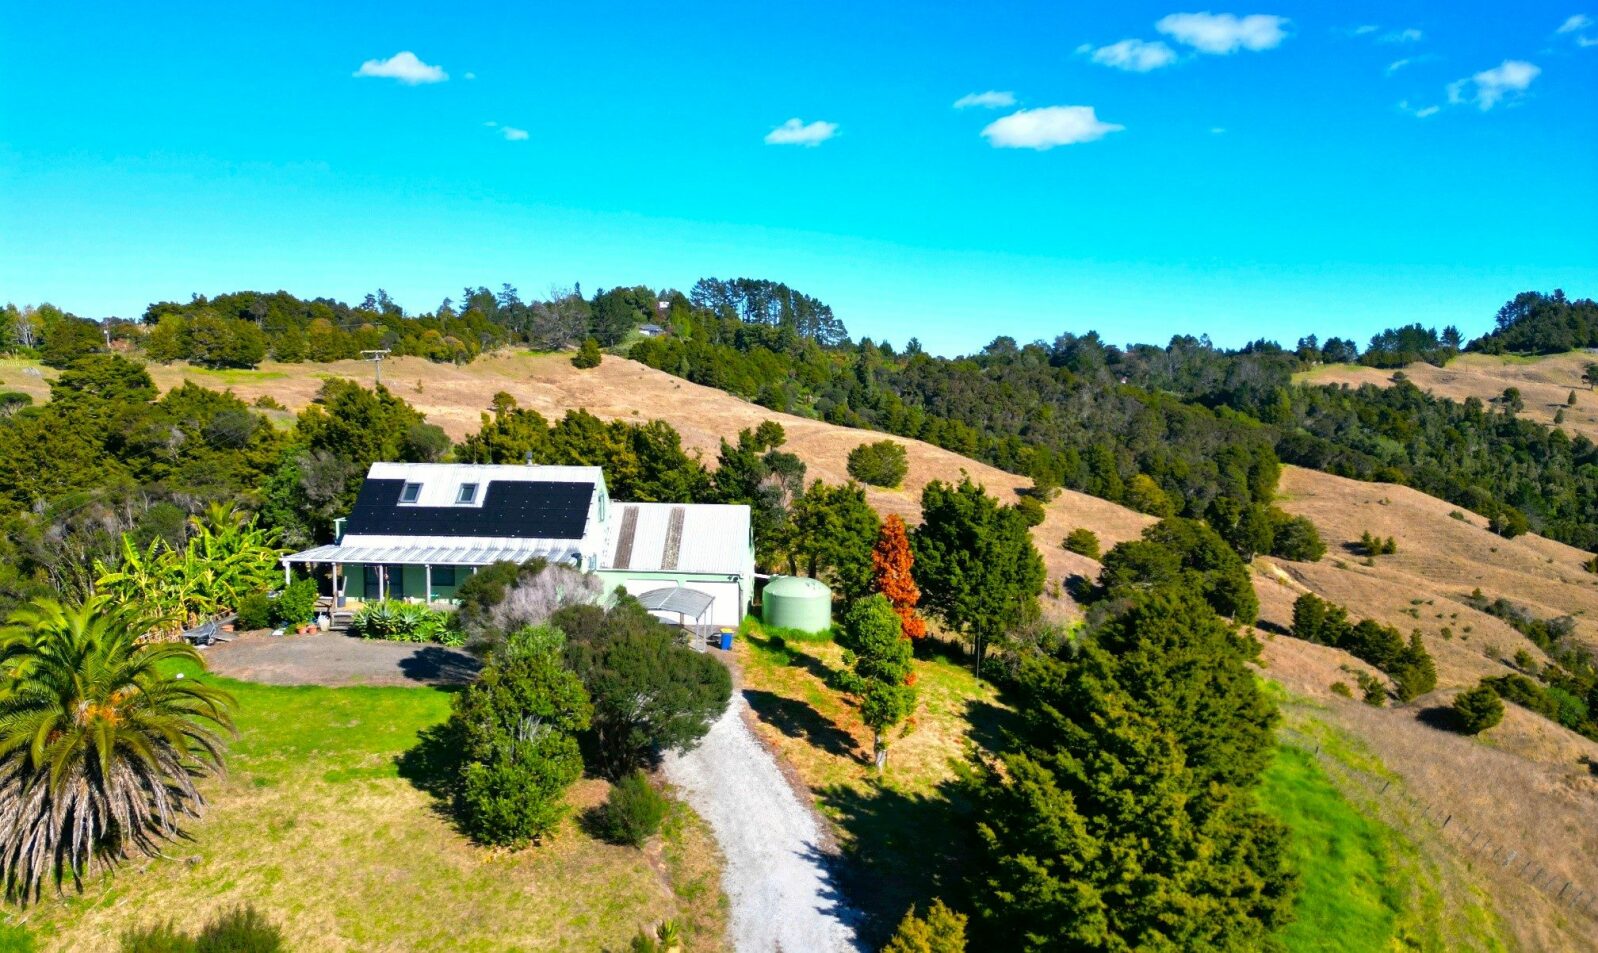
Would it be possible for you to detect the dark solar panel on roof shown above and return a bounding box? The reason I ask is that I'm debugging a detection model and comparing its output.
[346,478,595,540]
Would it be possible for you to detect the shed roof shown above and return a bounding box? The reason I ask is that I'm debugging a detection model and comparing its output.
[602,503,750,574]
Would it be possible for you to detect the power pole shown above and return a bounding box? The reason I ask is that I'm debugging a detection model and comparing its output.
[360,349,391,387]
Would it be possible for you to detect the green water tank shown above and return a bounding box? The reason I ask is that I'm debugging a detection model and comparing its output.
[762,575,832,633]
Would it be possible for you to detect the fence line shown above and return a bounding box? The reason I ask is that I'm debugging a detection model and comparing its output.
[1277,726,1598,922]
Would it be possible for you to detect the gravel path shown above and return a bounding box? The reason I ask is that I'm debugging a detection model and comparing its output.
[203,631,479,686]
[663,693,863,953]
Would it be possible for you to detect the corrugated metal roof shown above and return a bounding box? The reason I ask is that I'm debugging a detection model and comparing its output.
[285,538,582,567]
[634,587,715,617]
[601,503,751,573]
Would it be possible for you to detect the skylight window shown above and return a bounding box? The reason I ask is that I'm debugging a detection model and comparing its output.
[456,483,479,505]
[399,482,422,504]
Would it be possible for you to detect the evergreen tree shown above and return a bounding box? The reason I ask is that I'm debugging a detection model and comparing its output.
[911,478,1044,676]
[839,595,916,771]
[969,590,1293,951]
[882,899,968,953]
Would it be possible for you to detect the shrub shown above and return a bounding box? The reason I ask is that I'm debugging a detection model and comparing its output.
[234,592,272,631]
[1013,496,1045,527]
[1357,531,1397,556]
[1453,682,1505,735]
[593,770,669,846]
[883,898,968,953]
[1329,681,1352,698]
[455,632,592,846]
[1267,513,1325,561]
[270,576,318,626]
[572,338,602,368]
[846,439,909,487]
[564,604,733,777]
[1062,528,1100,559]
[350,600,454,644]
[1355,671,1386,706]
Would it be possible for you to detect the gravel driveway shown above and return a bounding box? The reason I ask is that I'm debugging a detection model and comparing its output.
[663,693,863,953]
[203,631,479,687]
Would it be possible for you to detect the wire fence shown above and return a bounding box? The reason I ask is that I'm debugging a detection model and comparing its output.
[1277,726,1598,923]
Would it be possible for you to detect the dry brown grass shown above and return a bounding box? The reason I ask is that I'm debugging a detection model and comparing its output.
[1298,352,1598,442]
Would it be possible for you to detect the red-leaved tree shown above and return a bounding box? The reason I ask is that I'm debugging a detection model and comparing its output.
[871,514,926,641]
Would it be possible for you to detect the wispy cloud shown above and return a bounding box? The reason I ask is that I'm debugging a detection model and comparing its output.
[1557,13,1592,33]
[953,91,1015,109]
[1156,13,1289,54]
[1083,38,1179,71]
[1398,100,1441,119]
[353,51,447,85]
[764,118,838,146]
[464,72,477,80]
[482,121,528,141]
[981,106,1123,150]
[1379,27,1424,43]
[1386,58,1412,74]
[1446,60,1540,110]
[1351,24,1379,36]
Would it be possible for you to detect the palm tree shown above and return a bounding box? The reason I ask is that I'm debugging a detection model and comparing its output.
[0,596,235,901]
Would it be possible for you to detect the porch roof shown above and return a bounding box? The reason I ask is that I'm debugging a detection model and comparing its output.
[284,540,581,567]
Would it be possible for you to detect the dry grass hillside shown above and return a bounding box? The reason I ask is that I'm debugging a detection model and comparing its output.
[8,350,1598,946]
[0,353,1151,615]
[1297,352,1598,442]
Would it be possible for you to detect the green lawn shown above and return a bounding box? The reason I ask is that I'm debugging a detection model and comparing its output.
[4,662,726,952]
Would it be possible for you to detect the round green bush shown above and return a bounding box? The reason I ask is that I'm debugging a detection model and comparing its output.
[234,592,272,631]
[1062,528,1101,559]
[846,439,909,488]
[270,576,319,626]
[594,770,669,846]
[1452,682,1504,735]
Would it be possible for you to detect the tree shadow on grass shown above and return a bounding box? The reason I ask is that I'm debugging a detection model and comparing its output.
[395,720,468,832]
[743,632,839,685]
[819,775,980,947]
[743,688,859,759]
[1415,705,1464,733]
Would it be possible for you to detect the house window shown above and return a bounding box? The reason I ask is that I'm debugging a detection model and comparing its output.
[456,483,479,504]
[399,482,422,504]
[433,565,456,586]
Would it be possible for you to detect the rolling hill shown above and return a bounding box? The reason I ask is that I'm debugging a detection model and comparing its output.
[6,349,1597,947]
[1297,351,1598,444]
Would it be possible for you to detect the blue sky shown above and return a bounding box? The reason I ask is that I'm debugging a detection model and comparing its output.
[2,2,1594,355]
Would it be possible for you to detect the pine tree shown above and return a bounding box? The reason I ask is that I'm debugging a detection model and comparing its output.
[840,595,916,771]
[883,899,968,953]
[970,590,1293,950]
[871,514,926,640]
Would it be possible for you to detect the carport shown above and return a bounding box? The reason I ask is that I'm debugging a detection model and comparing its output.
[635,587,716,647]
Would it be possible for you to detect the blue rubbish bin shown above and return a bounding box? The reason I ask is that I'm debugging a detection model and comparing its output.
[718,629,734,651]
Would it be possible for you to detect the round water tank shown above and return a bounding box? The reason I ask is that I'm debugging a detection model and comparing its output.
[762,575,832,633]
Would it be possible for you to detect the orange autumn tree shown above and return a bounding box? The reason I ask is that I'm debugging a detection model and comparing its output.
[871,514,927,641]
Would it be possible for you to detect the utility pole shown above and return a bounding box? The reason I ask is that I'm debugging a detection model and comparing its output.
[360,349,391,387]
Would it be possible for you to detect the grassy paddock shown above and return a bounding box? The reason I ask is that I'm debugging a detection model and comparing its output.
[7,662,726,952]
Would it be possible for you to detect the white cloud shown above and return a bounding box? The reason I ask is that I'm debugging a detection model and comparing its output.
[1352,24,1379,36]
[1386,58,1411,74]
[1379,28,1424,43]
[353,51,447,85]
[501,127,529,141]
[1210,126,1227,133]
[981,106,1124,150]
[464,71,477,80]
[1557,14,1592,32]
[953,90,1016,109]
[1156,13,1289,54]
[764,118,838,146]
[1086,38,1179,71]
[1399,100,1441,119]
[1447,59,1541,110]
[1580,34,1598,46]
